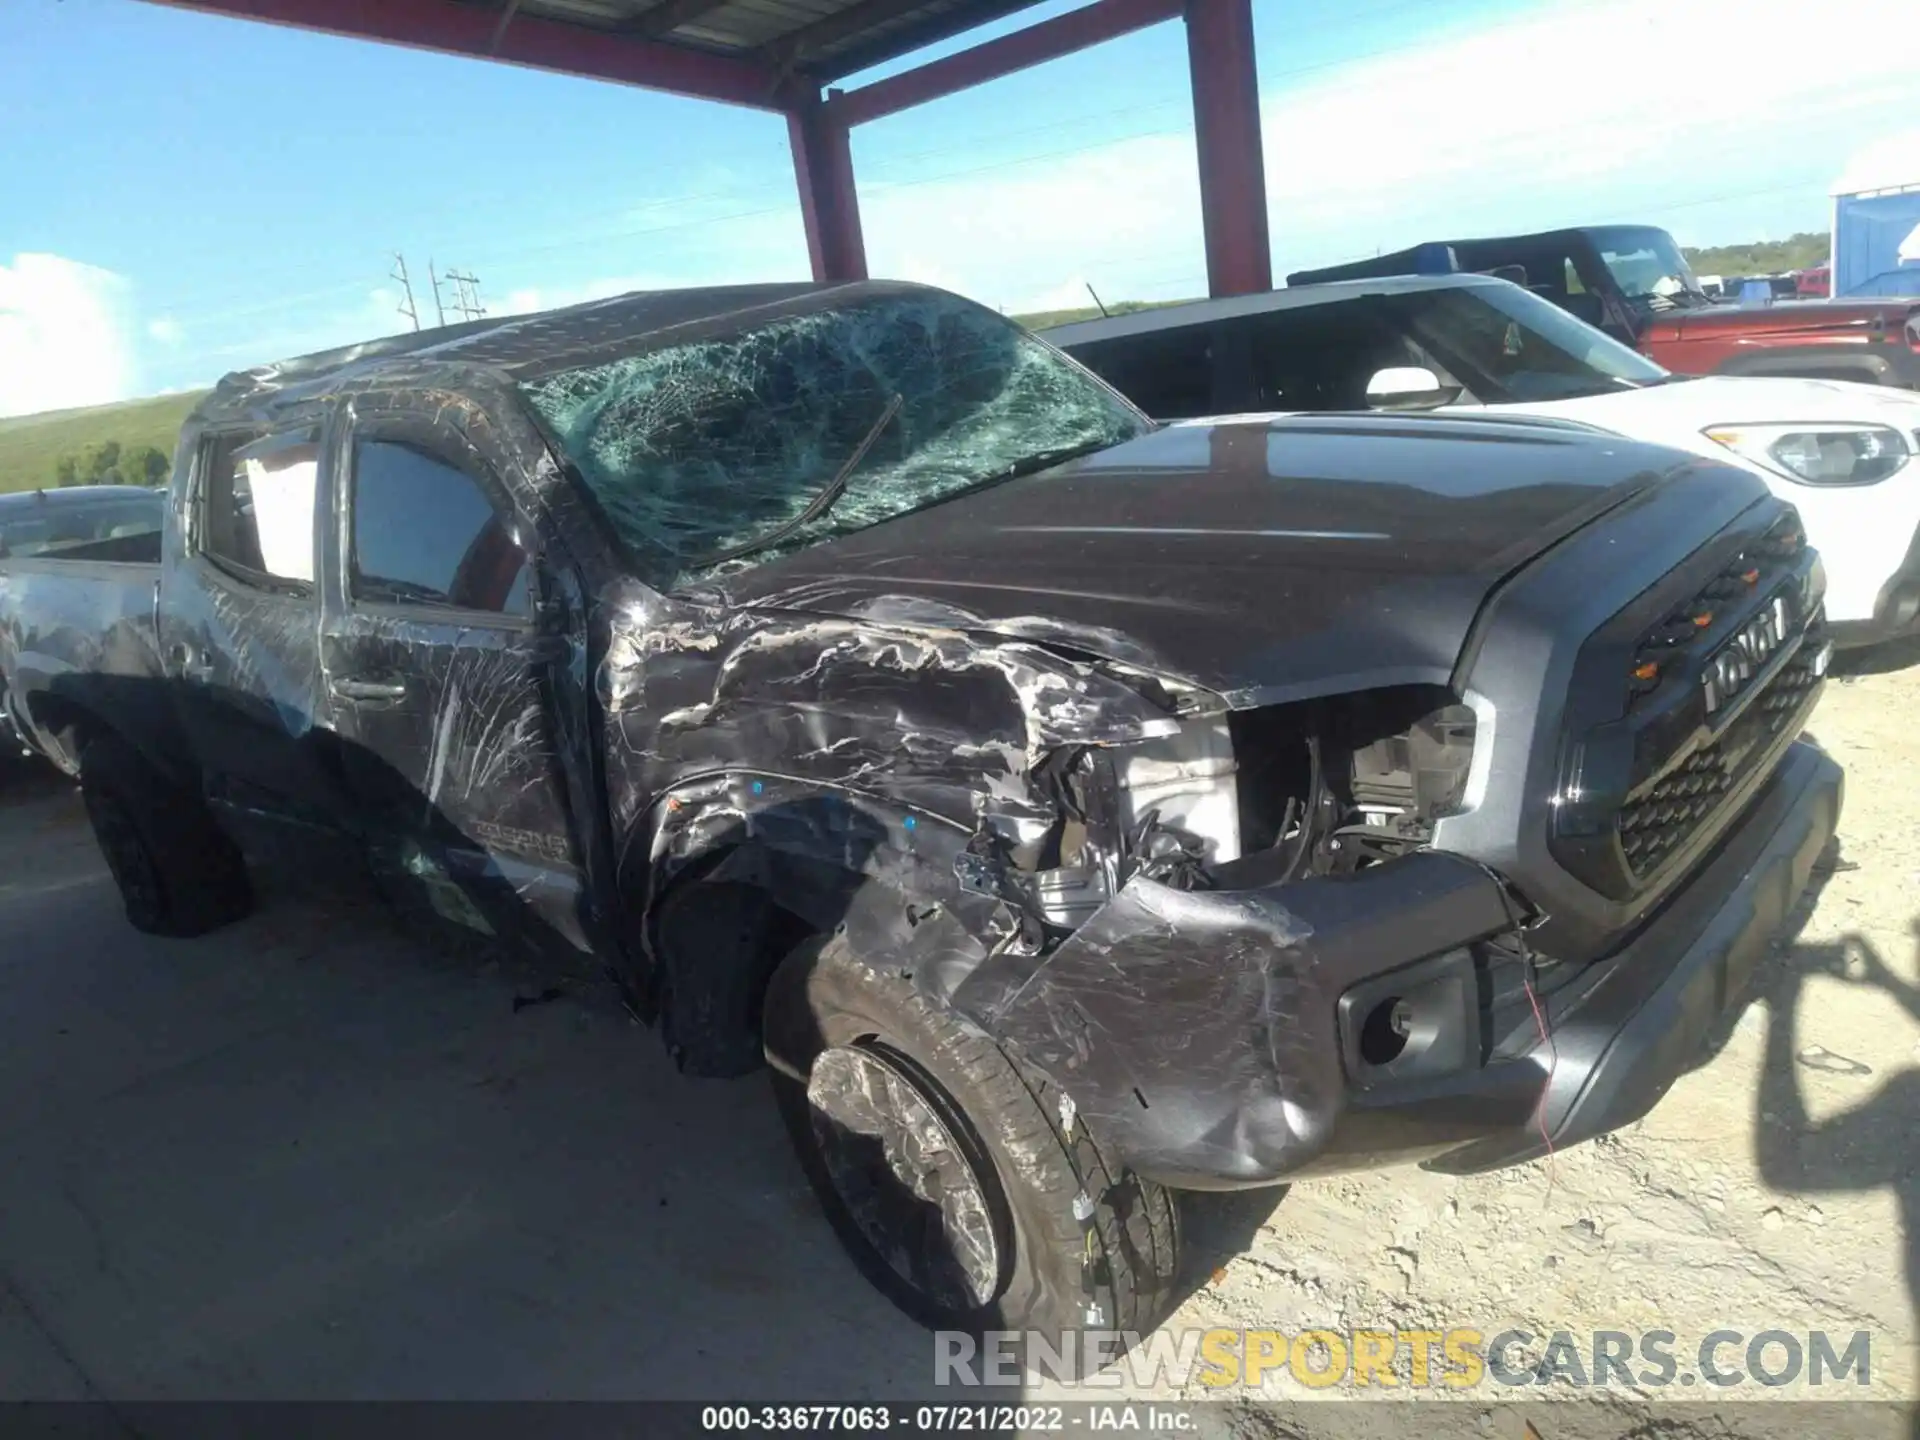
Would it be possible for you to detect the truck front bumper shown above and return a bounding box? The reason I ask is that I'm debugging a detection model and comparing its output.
[964,740,1842,1189]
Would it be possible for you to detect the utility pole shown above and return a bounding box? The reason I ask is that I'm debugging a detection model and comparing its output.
[391,254,420,332]
[446,270,486,321]
[427,260,449,328]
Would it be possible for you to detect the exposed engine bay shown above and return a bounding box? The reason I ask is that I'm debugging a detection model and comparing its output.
[962,684,1479,943]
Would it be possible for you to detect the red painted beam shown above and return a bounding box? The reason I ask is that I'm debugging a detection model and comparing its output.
[788,103,869,282]
[138,0,789,110]
[825,0,1182,128]
[1184,0,1270,296]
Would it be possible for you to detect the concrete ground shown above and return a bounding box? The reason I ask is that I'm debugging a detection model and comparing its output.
[1,649,1917,1433]
[0,766,934,1404]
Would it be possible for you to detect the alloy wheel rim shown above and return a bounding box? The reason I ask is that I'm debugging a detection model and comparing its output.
[806,1044,1001,1311]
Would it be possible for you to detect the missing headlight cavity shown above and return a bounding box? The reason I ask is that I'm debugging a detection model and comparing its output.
[971,685,1479,939]
[1228,685,1476,874]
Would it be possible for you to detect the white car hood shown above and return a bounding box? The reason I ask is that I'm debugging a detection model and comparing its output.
[1481,375,1920,453]
[1483,375,1920,628]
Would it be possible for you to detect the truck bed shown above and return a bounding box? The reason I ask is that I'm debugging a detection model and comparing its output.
[0,551,165,773]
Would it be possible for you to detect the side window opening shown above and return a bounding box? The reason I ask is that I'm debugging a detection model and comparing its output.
[349,437,530,617]
[1242,304,1429,411]
[1070,325,1217,419]
[0,493,164,563]
[198,428,320,592]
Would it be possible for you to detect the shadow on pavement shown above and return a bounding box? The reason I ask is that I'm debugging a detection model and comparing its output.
[0,775,979,1403]
[1752,918,1920,1437]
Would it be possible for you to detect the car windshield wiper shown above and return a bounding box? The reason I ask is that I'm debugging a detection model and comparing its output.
[690,393,903,569]
[979,436,1125,486]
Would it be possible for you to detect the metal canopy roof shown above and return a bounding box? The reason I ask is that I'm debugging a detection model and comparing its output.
[453,0,1049,84]
[143,0,1273,295]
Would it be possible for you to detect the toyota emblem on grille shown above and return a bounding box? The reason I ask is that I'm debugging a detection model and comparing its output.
[1703,594,1792,715]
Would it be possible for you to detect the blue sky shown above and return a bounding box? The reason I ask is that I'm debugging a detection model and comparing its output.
[2,0,1916,415]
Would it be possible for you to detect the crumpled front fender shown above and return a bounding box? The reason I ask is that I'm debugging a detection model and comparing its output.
[946,852,1516,1188]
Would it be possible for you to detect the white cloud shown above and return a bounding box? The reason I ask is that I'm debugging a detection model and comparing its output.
[1017,276,1107,315]
[0,254,138,418]
[147,315,184,345]
[832,0,1920,309]
[491,267,769,318]
[1833,128,1920,196]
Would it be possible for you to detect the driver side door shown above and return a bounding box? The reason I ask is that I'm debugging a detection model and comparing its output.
[318,409,596,974]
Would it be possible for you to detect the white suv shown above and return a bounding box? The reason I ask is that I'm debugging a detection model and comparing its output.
[1045,274,1920,647]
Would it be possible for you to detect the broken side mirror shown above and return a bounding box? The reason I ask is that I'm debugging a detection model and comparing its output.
[1365,366,1462,411]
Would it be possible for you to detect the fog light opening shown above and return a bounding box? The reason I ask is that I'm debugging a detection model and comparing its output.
[1359,998,1411,1067]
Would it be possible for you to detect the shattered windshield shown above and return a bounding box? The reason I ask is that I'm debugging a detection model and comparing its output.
[519,291,1149,591]
[1592,226,1709,309]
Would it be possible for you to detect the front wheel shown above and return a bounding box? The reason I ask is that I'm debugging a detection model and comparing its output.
[762,933,1181,1369]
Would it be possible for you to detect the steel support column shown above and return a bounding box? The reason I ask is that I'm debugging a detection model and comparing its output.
[789,102,869,283]
[1184,0,1270,297]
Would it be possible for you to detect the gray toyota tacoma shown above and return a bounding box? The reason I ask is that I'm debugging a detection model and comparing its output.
[0,281,1841,1351]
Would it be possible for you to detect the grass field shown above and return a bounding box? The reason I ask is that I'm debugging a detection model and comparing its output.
[0,391,207,496]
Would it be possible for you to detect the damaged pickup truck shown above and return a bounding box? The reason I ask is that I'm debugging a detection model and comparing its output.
[0,280,1842,1348]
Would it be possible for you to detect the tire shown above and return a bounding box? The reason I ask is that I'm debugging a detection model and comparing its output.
[79,734,252,937]
[763,932,1181,1370]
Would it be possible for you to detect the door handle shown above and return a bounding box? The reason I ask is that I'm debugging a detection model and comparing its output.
[330,678,409,703]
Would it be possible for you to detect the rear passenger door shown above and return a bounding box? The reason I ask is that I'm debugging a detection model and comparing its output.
[319,412,593,971]
[165,421,364,874]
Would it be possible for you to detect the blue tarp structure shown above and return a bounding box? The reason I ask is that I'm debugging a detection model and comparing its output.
[1833,185,1920,297]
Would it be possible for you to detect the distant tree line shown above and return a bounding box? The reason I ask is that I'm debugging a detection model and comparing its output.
[52,440,170,490]
[1680,231,1829,278]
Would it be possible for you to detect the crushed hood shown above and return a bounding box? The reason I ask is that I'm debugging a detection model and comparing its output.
[710,414,1705,703]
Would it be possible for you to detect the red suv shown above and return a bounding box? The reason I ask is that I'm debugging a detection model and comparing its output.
[1290,226,1920,389]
